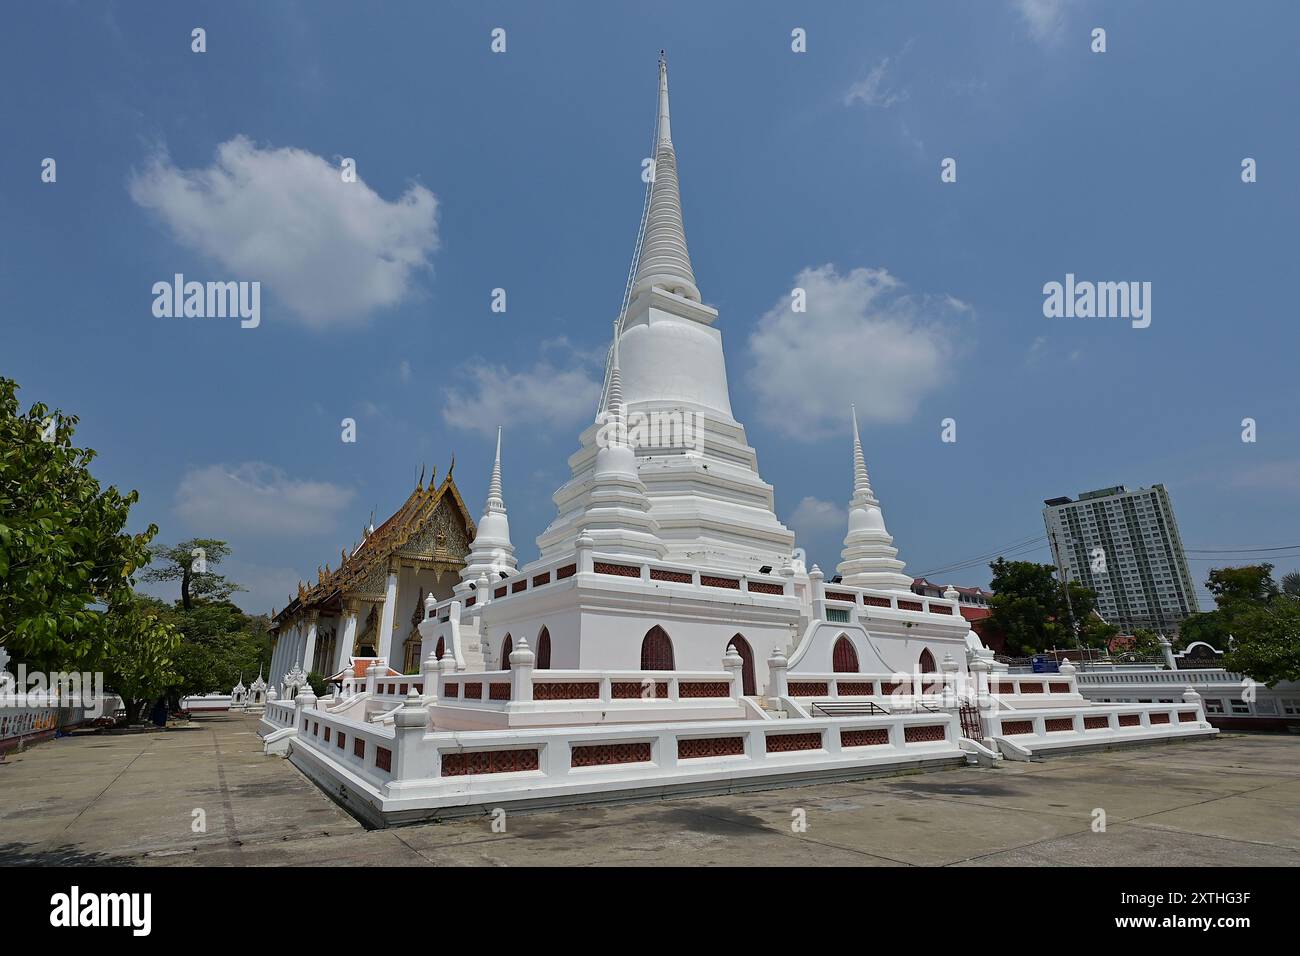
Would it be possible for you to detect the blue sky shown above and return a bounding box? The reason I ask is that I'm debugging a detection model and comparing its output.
[3,0,1297,614]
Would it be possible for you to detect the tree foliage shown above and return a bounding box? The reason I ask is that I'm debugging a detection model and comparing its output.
[983,559,1112,656]
[0,377,156,670]
[1195,564,1300,686]
[102,597,181,723]
[141,539,243,611]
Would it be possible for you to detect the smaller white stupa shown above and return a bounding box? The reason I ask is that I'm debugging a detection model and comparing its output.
[580,324,667,559]
[458,426,518,589]
[836,406,914,592]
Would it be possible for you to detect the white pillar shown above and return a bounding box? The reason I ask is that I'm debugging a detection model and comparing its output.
[335,602,358,674]
[301,612,320,675]
[766,646,789,699]
[722,644,744,700]
[378,569,400,664]
[510,637,535,702]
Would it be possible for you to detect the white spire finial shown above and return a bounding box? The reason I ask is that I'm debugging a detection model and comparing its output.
[486,425,505,513]
[657,51,672,145]
[851,405,874,504]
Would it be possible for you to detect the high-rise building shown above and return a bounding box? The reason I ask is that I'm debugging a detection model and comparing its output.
[1042,484,1200,632]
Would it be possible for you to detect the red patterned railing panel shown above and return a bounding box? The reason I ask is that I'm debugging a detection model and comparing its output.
[995,682,1015,694]
[747,580,784,595]
[489,682,511,701]
[465,596,476,607]
[375,747,392,772]
[862,595,892,608]
[444,683,459,698]
[878,681,900,695]
[1177,711,1198,722]
[441,748,540,777]
[1118,714,1141,727]
[897,600,923,612]
[594,561,640,577]
[837,681,876,696]
[841,727,890,747]
[825,590,857,603]
[1045,717,1075,732]
[556,564,577,580]
[701,575,741,589]
[678,681,730,698]
[512,579,528,593]
[353,737,365,758]
[1019,682,1044,694]
[337,732,346,749]
[765,732,822,753]
[1084,715,1109,729]
[570,742,652,767]
[650,568,692,583]
[464,682,482,699]
[903,724,946,743]
[677,736,745,759]
[1001,720,1034,735]
[533,681,601,701]
[493,586,507,598]
[532,572,550,587]
[930,604,953,614]
[324,727,331,742]
[788,681,829,697]
[1150,712,1170,725]
[611,680,668,699]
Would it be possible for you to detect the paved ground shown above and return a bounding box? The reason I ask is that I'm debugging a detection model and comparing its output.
[1,713,1297,866]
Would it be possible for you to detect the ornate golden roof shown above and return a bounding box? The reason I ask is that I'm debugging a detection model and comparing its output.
[272,468,475,627]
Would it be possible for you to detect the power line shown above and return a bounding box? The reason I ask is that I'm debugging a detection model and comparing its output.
[1186,544,1300,553]
[916,533,1046,578]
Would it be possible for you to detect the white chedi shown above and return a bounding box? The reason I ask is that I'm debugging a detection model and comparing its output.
[458,425,518,589]
[836,405,914,592]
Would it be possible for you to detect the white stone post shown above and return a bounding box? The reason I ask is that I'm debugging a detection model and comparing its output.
[365,661,378,696]
[722,644,744,700]
[969,656,991,710]
[378,567,400,664]
[511,637,535,703]
[1183,686,1205,724]
[1158,637,1176,670]
[341,665,356,697]
[809,564,826,621]
[940,652,959,707]
[422,652,440,703]
[392,690,430,782]
[766,646,789,699]
[1058,657,1078,694]
[576,531,594,575]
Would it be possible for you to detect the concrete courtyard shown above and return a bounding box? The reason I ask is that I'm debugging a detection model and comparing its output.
[1,713,1296,867]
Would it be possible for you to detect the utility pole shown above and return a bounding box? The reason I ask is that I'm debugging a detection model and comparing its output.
[1049,530,1082,651]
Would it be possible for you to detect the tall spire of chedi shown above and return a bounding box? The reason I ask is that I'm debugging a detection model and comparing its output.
[537,54,795,572]
[631,52,700,304]
[836,406,913,592]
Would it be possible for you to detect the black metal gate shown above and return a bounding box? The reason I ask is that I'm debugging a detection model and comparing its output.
[959,702,985,740]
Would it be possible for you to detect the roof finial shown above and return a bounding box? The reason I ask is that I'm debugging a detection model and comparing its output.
[607,321,625,434]
[486,426,505,512]
[851,404,874,503]
[657,50,672,145]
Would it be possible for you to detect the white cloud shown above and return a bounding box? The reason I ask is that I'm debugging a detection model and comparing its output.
[398,359,412,384]
[844,55,908,109]
[1012,0,1066,43]
[129,136,438,327]
[174,462,354,536]
[789,496,845,534]
[745,265,969,441]
[441,340,603,437]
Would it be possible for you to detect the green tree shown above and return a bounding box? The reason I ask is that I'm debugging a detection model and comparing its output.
[0,377,155,670]
[1206,563,1277,608]
[986,559,1073,655]
[141,539,243,611]
[102,597,181,723]
[1222,595,1300,686]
